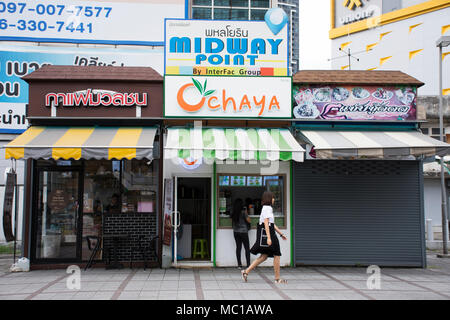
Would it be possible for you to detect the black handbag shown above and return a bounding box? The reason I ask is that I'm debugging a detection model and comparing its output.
[259,226,269,247]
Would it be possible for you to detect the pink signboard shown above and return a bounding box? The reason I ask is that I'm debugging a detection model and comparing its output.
[292,85,417,121]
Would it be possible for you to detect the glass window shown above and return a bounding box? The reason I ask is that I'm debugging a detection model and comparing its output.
[35,170,80,260]
[250,9,266,20]
[192,0,212,5]
[82,160,121,260]
[217,174,286,229]
[34,159,159,262]
[121,160,158,214]
[215,0,249,6]
[192,7,212,19]
[214,8,249,20]
[432,128,442,135]
[251,0,270,8]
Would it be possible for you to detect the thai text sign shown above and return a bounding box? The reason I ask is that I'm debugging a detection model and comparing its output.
[0,0,185,45]
[0,45,163,131]
[165,75,292,118]
[45,89,148,107]
[293,85,417,121]
[164,17,289,76]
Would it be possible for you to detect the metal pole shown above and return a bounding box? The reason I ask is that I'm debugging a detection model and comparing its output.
[13,160,18,262]
[439,44,449,255]
[348,48,351,70]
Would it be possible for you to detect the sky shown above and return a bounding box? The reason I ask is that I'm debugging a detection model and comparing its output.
[299,0,332,70]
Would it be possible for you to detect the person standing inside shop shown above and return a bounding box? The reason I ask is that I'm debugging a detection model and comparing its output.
[105,193,121,214]
[241,191,288,284]
[231,198,251,269]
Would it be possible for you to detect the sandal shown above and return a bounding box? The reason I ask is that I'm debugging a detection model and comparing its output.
[274,278,287,284]
[241,270,248,282]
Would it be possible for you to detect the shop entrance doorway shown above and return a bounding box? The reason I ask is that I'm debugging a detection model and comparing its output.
[32,167,83,262]
[174,177,211,264]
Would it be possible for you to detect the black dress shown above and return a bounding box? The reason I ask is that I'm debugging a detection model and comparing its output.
[250,222,281,257]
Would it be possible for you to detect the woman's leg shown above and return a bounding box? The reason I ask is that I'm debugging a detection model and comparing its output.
[233,232,243,267]
[273,255,281,280]
[245,254,268,274]
[242,233,251,268]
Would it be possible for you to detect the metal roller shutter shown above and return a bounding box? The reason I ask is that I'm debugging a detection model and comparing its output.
[293,160,425,267]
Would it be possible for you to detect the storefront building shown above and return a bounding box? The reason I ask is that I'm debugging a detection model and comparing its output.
[291,70,450,267]
[5,66,163,268]
[161,74,304,267]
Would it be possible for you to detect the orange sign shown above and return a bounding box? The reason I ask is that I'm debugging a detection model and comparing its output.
[165,75,292,118]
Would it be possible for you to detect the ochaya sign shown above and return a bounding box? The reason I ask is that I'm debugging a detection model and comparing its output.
[165,75,292,118]
[293,85,417,121]
[45,89,148,107]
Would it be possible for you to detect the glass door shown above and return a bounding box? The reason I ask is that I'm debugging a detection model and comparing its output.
[175,177,211,262]
[34,168,82,261]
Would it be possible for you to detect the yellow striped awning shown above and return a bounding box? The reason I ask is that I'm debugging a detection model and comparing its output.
[4,126,157,160]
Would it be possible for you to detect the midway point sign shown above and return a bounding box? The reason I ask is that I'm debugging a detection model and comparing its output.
[164,9,289,77]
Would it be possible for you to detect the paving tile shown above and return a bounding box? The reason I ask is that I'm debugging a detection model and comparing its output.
[147,274,165,280]
[360,290,447,300]
[72,291,97,300]
[176,290,197,300]
[344,280,425,291]
[139,291,158,300]
[99,282,122,291]
[0,294,29,300]
[201,280,220,290]
[91,291,115,300]
[51,292,76,300]
[158,290,178,300]
[118,291,141,300]
[178,280,196,289]
[203,290,224,300]
[221,291,244,300]
[160,280,179,290]
[240,290,264,300]
[141,280,162,291]
[31,293,57,300]
[410,281,450,293]
[124,280,145,291]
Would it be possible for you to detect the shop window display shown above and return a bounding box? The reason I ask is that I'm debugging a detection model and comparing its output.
[33,159,158,261]
[81,159,158,260]
[217,174,286,229]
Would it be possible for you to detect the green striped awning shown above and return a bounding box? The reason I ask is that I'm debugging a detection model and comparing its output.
[165,128,304,162]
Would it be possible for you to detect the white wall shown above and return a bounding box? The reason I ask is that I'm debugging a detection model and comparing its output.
[331,7,450,95]
[423,178,445,228]
[299,0,331,70]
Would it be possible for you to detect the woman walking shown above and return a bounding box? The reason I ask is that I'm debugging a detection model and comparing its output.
[231,198,251,269]
[241,191,288,284]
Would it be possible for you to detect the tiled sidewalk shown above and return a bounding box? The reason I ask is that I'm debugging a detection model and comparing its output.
[0,253,449,300]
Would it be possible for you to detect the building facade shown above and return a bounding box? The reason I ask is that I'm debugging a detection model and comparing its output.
[0,0,300,244]
[190,0,299,73]
[329,0,450,245]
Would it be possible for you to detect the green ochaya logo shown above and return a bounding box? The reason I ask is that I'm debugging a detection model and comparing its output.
[176,78,281,116]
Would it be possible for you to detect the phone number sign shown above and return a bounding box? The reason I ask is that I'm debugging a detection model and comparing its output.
[0,0,185,45]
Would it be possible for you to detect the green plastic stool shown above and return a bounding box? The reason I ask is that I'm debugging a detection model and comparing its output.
[193,239,209,259]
